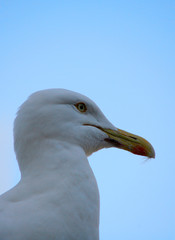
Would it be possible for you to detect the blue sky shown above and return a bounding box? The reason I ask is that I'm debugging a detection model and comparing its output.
[0,1,175,239]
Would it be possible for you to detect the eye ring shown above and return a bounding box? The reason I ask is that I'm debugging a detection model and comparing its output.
[75,102,87,113]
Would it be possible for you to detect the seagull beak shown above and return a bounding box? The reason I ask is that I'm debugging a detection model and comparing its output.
[102,127,155,158]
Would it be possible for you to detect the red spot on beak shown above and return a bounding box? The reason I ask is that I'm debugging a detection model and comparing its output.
[132,145,147,156]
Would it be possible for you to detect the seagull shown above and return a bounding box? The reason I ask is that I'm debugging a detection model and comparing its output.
[0,89,155,240]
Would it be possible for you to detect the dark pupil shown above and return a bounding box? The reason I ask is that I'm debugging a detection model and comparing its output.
[80,104,84,110]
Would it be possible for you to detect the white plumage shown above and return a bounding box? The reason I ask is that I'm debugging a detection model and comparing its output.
[0,89,155,240]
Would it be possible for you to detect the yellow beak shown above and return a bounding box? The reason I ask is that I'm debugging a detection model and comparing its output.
[102,127,155,158]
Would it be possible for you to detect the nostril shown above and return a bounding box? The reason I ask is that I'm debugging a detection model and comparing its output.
[129,136,137,140]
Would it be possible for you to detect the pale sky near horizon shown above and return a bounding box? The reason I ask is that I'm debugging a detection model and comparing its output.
[0,1,175,239]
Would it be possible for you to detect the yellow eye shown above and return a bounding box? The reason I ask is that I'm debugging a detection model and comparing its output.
[75,102,87,113]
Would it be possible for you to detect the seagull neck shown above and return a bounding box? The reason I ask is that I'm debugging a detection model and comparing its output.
[18,138,90,179]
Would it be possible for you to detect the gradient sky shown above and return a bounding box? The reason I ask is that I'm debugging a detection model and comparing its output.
[0,1,175,239]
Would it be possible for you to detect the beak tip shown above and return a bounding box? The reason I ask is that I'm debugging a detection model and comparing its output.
[148,146,155,159]
[144,140,155,159]
[132,141,155,159]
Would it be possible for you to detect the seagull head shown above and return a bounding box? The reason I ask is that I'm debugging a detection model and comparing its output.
[14,89,155,168]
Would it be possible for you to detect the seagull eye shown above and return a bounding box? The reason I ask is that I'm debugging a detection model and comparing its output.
[75,102,87,113]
